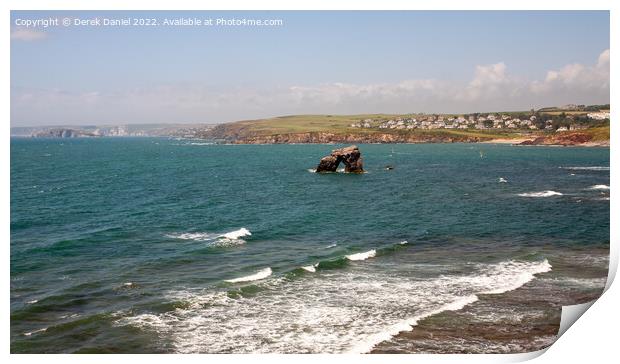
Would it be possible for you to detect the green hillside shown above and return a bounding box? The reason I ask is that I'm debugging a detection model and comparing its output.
[208,114,522,140]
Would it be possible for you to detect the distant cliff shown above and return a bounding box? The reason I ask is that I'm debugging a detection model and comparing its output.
[30,128,99,138]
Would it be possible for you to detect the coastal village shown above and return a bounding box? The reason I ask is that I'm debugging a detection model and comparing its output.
[350,110,610,132]
[12,104,610,145]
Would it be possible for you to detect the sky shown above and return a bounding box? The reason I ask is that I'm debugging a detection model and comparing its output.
[10,11,610,126]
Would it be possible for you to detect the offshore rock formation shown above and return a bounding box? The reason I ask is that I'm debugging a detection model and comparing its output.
[316,145,364,173]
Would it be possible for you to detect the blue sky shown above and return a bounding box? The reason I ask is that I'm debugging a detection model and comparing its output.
[11,11,610,126]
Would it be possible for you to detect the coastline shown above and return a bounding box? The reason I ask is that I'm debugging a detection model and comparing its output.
[371,246,608,354]
[205,129,609,147]
[483,138,610,147]
[220,137,610,147]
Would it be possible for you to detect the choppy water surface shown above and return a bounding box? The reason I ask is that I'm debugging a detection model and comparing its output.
[10,138,609,353]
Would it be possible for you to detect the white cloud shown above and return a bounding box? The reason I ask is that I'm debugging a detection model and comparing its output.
[531,49,609,95]
[11,28,47,42]
[457,62,512,101]
[598,49,610,67]
[11,50,610,126]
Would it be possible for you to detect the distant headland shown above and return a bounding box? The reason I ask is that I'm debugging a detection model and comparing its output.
[204,104,610,146]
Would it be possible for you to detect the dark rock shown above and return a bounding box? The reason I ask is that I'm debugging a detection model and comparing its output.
[316,155,339,172]
[554,132,592,145]
[315,145,364,173]
[518,137,546,145]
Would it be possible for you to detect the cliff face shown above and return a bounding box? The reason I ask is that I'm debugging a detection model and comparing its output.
[203,120,608,146]
[519,132,608,146]
[31,128,99,138]
[221,132,486,144]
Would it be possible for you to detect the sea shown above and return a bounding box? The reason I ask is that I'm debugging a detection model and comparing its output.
[10,138,610,353]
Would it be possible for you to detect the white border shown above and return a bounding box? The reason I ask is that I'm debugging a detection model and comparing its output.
[4,1,616,364]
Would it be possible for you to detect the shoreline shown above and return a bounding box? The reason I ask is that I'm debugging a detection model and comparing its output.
[370,247,609,354]
[220,139,610,147]
[210,131,609,147]
[11,136,611,147]
[370,280,603,354]
[483,138,609,147]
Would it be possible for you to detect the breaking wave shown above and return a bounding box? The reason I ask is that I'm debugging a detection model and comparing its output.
[116,255,552,354]
[166,228,252,247]
[560,166,610,171]
[350,258,552,353]
[518,191,563,198]
[224,267,272,283]
[22,327,47,337]
[301,264,318,273]
[221,228,251,240]
[346,250,376,261]
[588,184,610,190]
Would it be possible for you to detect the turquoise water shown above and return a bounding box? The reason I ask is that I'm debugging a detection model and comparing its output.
[11,138,609,353]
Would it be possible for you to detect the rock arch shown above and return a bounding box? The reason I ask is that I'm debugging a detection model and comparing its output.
[315,145,364,173]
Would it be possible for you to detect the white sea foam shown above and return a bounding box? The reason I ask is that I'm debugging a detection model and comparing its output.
[26,299,38,304]
[478,259,552,294]
[58,313,81,320]
[23,327,47,336]
[399,240,408,245]
[560,166,610,171]
[588,184,610,190]
[301,264,318,273]
[222,228,252,240]
[166,228,251,246]
[166,232,214,241]
[498,177,508,183]
[349,295,479,354]
[116,258,552,354]
[324,243,338,249]
[351,259,552,353]
[518,191,563,198]
[225,267,272,283]
[346,250,376,261]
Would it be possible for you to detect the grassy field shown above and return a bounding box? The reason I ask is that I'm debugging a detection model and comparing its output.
[212,114,528,139]
[539,111,590,116]
[229,114,402,134]
[581,123,610,141]
[208,113,610,144]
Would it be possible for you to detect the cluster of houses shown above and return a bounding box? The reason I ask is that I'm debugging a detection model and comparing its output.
[350,112,604,132]
[586,111,610,120]
[351,114,541,131]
